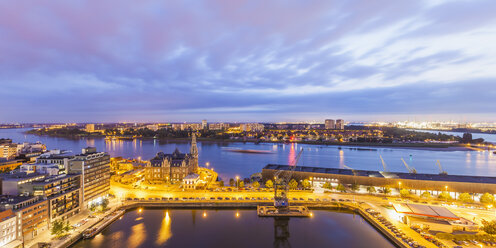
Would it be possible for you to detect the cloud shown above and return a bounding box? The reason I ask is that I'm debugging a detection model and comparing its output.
[0,0,495,122]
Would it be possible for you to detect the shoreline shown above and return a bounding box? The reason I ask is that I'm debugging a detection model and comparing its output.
[22,131,478,152]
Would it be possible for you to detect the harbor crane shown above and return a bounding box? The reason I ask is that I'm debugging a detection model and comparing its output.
[273,148,303,211]
[437,160,448,175]
[380,155,389,172]
[401,158,417,174]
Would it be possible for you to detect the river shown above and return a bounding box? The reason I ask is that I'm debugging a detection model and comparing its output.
[1,128,496,180]
[70,209,394,248]
[411,129,496,143]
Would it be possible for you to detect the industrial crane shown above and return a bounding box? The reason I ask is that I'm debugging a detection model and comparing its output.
[437,160,448,175]
[401,158,417,174]
[274,148,303,211]
[380,155,389,172]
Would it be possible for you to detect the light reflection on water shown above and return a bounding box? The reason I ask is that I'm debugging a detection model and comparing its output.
[2,128,496,179]
[71,209,395,248]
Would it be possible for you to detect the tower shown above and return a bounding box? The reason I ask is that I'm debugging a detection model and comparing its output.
[190,133,199,172]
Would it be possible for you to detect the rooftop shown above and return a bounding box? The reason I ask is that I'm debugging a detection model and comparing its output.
[263,164,496,184]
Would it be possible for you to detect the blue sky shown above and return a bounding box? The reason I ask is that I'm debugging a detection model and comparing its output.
[1,0,495,123]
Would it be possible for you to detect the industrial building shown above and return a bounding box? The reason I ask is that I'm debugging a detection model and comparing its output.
[262,164,496,195]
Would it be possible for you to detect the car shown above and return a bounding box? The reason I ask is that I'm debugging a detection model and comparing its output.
[263,197,268,200]
[331,198,337,201]
[299,198,304,201]
[308,198,314,201]
[238,197,243,200]
[174,197,179,200]
[161,197,167,201]
[225,197,230,200]
[182,197,187,200]
[315,198,321,202]
[292,198,298,201]
[201,197,206,200]
[245,197,250,200]
[217,197,223,200]
[257,197,261,200]
[323,198,329,202]
[338,199,344,202]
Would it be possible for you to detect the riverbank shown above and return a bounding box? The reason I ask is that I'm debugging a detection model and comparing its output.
[23,130,474,152]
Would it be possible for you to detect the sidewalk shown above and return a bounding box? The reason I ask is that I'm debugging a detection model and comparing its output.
[24,199,122,248]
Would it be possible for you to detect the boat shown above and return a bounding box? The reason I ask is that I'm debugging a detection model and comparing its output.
[82,227,98,239]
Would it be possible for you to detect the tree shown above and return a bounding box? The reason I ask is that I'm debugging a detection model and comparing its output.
[322,182,332,190]
[383,187,391,195]
[421,191,431,199]
[218,180,224,187]
[229,178,235,187]
[64,220,71,232]
[400,189,410,198]
[480,193,495,204]
[238,181,244,188]
[336,184,346,192]
[351,184,359,192]
[90,203,96,212]
[101,198,109,211]
[288,179,298,190]
[252,181,260,188]
[51,219,68,237]
[438,191,452,201]
[458,193,473,203]
[265,180,273,188]
[366,186,376,194]
[482,219,496,235]
[302,179,311,190]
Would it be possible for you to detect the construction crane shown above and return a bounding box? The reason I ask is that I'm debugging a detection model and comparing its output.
[401,158,417,174]
[380,155,389,172]
[274,148,303,211]
[437,160,448,175]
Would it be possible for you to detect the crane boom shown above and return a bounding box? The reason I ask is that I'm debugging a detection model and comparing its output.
[380,155,388,172]
[437,160,447,175]
[342,164,357,176]
[401,158,417,174]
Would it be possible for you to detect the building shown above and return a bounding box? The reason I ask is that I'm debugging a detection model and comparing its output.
[325,119,335,129]
[0,144,18,160]
[262,164,496,195]
[20,163,60,176]
[208,123,230,130]
[0,196,49,242]
[0,173,47,195]
[28,174,81,221]
[183,173,200,190]
[240,123,264,132]
[0,160,22,172]
[336,119,344,130]
[85,124,95,133]
[68,147,110,207]
[202,119,208,130]
[36,150,74,173]
[146,134,199,183]
[0,209,20,248]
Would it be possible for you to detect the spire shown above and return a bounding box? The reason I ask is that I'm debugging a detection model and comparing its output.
[190,133,198,156]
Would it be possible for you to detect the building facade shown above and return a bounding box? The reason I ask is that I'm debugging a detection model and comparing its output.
[68,147,110,207]
[146,134,198,183]
[325,119,335,129]
[0,144,18,160]
[336,119,344,130]
[0,196,49,242]
[0,209,19,247]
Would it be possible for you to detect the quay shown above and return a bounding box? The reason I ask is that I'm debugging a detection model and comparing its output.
[257,206,310,217]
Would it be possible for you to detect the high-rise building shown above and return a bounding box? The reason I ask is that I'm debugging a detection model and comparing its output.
[336,119,345,130]
[0,196,49,242]
[202,119,208,130]
[68,147,110,207]
[85,124,95,133]
[325,119,335,129]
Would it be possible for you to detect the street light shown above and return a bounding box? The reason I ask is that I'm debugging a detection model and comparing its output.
[236,176,239,190]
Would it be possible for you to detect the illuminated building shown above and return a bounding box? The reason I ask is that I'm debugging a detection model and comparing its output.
[202,119,208,130]
[146,134,199,183]
[0,196,49,242]
[0,209,19,247]
[68,147,110,207]
[325,119,335,129]
[85,124,95,132]
[336,119,344,130]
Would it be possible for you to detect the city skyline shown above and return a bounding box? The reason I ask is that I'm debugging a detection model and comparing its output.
[1,0,496,123]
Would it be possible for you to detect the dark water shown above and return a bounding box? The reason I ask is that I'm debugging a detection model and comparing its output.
[1,128,496,180]
[71,209,394,248]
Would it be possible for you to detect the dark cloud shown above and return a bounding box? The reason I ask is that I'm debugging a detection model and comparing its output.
[0,0,495,122]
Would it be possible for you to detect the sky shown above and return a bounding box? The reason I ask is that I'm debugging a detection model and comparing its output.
[1,0,496,123]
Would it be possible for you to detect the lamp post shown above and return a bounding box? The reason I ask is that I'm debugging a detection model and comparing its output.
[398,182,402,198]
[236,176,239,191]
[445,186,448,203]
